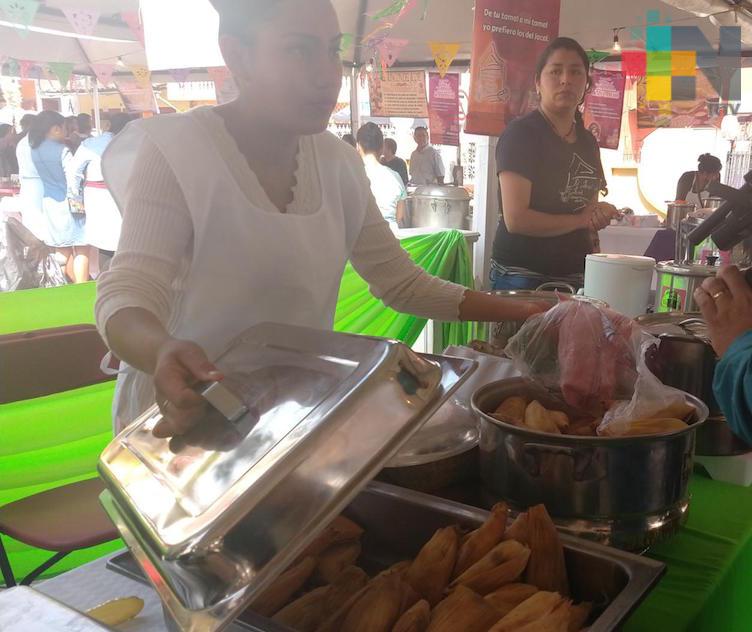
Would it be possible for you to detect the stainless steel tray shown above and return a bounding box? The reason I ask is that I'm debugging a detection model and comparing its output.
[108,482,665,632]
[99,324,475,632]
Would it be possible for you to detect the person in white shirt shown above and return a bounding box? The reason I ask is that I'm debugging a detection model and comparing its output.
[95,0,545,436]
[356,122,406,228]
[68,113,132,271]
[409,126,445,185]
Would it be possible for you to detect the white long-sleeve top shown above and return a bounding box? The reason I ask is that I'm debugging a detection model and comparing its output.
[95,107,466,429]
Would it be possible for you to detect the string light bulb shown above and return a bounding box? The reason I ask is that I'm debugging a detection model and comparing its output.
[612,28,621,53]
[365,58,374,73]
[116,56,126,67]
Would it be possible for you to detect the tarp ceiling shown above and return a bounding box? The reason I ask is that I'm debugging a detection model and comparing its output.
[142,0,752,73]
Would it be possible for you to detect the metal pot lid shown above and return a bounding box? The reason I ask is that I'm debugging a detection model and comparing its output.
[386,422,478,467]
[656,260,719,277]
[98,323,476,632]
[411,184,471,200]
[636,313,710,342]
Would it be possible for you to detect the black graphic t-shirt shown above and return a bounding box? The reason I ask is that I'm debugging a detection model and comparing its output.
[492,109,605,276]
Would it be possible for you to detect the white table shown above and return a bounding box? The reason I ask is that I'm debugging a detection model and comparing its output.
[599,226,662,257]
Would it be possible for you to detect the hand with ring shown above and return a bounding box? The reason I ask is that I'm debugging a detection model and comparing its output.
[694,265,752,357]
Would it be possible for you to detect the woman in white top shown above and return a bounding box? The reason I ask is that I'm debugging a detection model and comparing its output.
[96,0,544,437]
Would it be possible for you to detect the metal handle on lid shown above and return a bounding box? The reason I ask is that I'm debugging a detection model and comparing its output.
[535,281,577,295]
[196,381,248,422]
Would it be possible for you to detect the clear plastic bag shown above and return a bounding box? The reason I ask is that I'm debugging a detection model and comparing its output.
[504,300,688,434]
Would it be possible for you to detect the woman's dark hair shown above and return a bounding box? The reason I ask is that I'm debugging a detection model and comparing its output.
[28,110,64,149]
[109,112,133,136]
[697,153,722,174]
[384,137,397,154]
[535,37,591,130]
[356,122,384,155]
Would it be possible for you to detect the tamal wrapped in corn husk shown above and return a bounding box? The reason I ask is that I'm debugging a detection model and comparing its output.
[454,503,508,577]
[297,516,363,561]
[426,585,502,632]
[392,599,431,632]
[405,526,459,606]
[339,573,405,632]
[451,539,530,595]
[524,504,569,596]
[484,583,539,616]
[272,586,329,631]
[322,566,368,617]
[516,599,572,632]
[315,540,361,584]
[489,591,564,632]
[250,556,317,617]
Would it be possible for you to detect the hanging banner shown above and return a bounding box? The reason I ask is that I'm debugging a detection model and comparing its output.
[428,72,460,146]
[128,64,151,88]
[465,0,560,136]
[19,59,34,79]
[428,42,460,78]
[90,63,114,87]
[370,0,409,19]
[48,62,74,88]
[635,74,723,129]
[582,69,625,150]
[368,70,428,118]
[62,7,100,36]
[121,11,145,46]
[0,0,39,35]
[377,37,409,71]
[116,79,157,113]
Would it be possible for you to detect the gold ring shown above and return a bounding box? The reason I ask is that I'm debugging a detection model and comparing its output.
[712,290,726,300]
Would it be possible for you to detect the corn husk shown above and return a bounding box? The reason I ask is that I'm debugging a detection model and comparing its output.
[323,566,369,616]
[567,602,592,632]
[393,599,431,632]
[297,516,363,561]
[405,526,459,606]
[516,599,572,632]
[250,556,316,617]
[549,410,570,431]
[484,583,539,616]
[651,401,696,420]
[426,585,502,632]
[454,503,508,577]
[489,591,564,632]
[503,513,529,545]
[524,400,560,434]
[493,397,527,426]
[377,560,411,579]
[451,539,530,595]
[315,540,361,584]
[600,417,688,437]
[339,574,405,632]
[525,504,569,596]
[272,586,329,631]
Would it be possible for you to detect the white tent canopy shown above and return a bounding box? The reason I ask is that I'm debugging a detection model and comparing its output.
[141,0,751,72]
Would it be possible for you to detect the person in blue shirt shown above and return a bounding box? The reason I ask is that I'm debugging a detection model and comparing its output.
[695,265,752,444]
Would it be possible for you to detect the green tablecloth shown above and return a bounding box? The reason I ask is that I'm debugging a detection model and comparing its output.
[627,470,752,631]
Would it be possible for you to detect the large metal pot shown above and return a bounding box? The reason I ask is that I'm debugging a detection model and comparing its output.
[470,285,607,350]
[665,201,695,231]
[407,184,471,230]
[655,260,718,312]
[472,378,708,551]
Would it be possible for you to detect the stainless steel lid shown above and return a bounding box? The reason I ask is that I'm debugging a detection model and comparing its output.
[656,260,719,277]
[98,323,475,632]
[411,184,471,200]
[635,313,710,341]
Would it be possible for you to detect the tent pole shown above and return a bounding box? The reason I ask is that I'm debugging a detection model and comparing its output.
[349,68,360,135]
[349,0,369,135]
[93,78,101,133]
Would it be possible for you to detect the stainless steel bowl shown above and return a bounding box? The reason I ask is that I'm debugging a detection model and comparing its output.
[472,378,708,551]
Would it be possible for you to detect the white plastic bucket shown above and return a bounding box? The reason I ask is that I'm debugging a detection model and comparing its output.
[584,254,656,317]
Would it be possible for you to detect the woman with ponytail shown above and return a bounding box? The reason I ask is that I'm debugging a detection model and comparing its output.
[490,37,618,290]
[29,110,90,282]
[675,153,722,209]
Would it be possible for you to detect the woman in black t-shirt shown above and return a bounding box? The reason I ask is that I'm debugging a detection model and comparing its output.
[675,153,722,208]
[490,37,618,291]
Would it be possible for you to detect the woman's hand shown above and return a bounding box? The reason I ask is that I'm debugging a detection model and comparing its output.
[694,265,752,357]
[152,338,224,438]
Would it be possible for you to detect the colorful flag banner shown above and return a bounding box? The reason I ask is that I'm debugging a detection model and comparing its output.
[370,0,409,20]
[0,0,40,36]
[340,33,354,56]
[428,41,460,78]
[428,72,460,146]
[128,64,151,88]
[48,61,74,88]
[398,0,418,20]
[5,58,19,76]
[90,63,114,86]
[466,0,560,136]
[363,22,393,49]
[368,70,428,118]
[116,79,157,113]
[62,7,99,36]
[207,66,230,93]
[169,67,191,84]
[19,59,34,78]
[582,69,625,149]
[121,11,145,46]
[377,38,409,70]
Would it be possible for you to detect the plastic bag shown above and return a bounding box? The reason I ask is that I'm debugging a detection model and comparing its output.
[504,300,688,434]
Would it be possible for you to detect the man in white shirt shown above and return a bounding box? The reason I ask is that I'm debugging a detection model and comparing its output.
[357,122,407,228]
[409,126,445,185]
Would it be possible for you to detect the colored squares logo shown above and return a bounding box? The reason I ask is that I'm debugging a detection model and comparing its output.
[672,51,696,76]
[647,75,671,101]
